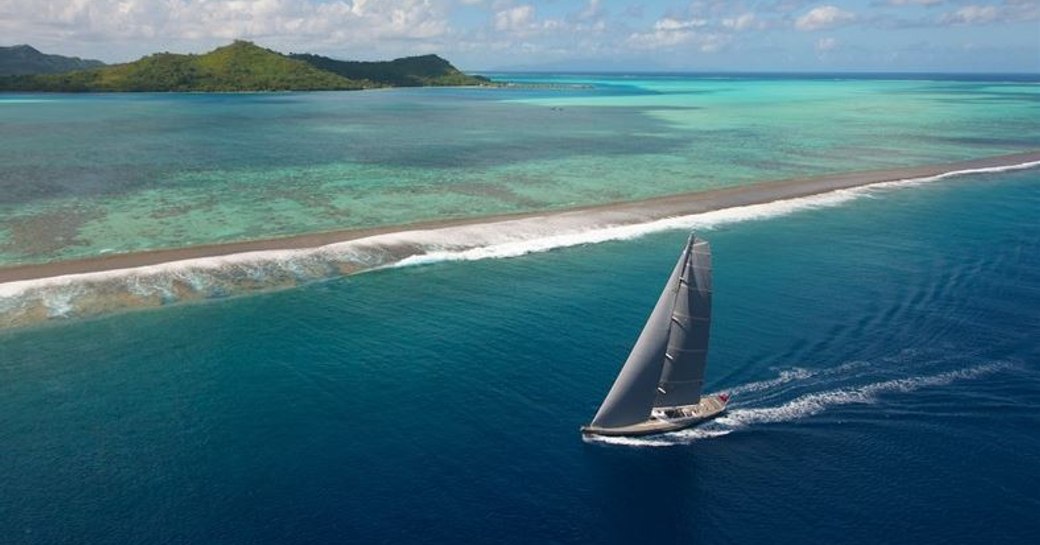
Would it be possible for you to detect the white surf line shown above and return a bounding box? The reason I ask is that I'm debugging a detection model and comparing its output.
[391,189,858,267]
[0,248,304,299]
[863,160,1040,191]
[388,159,1040,267]
[3,158,1039,302]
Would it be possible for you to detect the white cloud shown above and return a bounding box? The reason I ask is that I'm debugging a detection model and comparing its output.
[722,13,761,31]
[575,0,604,22]
[493,4,534,31]
[627,17,730,52]
[655,17,709,31]
[625,5,774,52]
[626,30,694,49]
[0,0,452,52]
[1008,0,1040,19]
[696,33,731,52]
[939,5,999,24]
[937,2,1040,26]
[489,1,608,41]
[816,36,838,51]
[795,5,857,31]
[0,0,1035,70]
[886,0,944,6]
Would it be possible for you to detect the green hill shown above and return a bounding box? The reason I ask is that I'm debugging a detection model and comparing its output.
[0,42,491,93]
[290,53,490,87]
[0,41,368,92]
[0,45,105,76]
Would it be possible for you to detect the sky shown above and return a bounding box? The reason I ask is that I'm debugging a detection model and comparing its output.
[1,0,1037,72]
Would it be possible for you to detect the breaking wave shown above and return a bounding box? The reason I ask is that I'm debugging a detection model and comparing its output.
[2,159,1038,328]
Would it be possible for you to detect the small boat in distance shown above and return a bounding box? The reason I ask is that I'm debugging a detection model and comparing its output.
[582,234,729,437]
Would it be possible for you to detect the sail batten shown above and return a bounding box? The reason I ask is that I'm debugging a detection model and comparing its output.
[588,238,693,429]
[589,235,715,430]
[654,237,713,409]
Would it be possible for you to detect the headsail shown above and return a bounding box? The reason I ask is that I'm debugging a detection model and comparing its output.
[588,237,694,429]
[653,237,712,407]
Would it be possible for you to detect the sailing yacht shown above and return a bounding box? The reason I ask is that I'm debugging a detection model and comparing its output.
[582,235,729,437]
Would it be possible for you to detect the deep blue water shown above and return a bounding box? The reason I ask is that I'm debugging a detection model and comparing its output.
[2,169,1040,544]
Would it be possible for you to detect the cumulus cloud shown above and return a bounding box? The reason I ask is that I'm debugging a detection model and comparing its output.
[575,0,605,22]
[816,36,838,51]
[0,0,452,53]
[655,17,709,31]
[933,1,1039,26]
[624,3,779,52]
[626,28,695,49]
[795,5,857,30]
[939,5,1000,24]
[722,13,762,31]
[885,0,944,6]
[627,16,730,52]
[494,4,535,31]
[487,0,609,43]
[0,0,1035,70]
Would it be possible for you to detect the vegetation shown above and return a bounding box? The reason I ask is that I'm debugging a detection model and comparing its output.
[0,41,366,92]
[290,53,491,87]
[0,45,105,76]
[0,41,490,93]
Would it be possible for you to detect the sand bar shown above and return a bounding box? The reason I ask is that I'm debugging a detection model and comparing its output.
[3,150,1039,284]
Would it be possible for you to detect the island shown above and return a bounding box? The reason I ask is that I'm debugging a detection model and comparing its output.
[0,40,491,92]
[0,44,105,75]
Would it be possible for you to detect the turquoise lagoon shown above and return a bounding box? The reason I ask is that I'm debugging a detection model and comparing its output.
[2,74,1037,266]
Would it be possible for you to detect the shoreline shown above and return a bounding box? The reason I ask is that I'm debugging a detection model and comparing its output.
[3,150,1039,285]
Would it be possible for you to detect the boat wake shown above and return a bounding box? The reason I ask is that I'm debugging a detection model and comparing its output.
[584,359,1013,447]
[2,158,1038,328]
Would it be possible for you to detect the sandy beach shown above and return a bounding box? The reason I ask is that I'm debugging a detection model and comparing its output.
[2,149,1039,285]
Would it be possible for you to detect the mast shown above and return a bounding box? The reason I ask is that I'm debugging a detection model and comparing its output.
[653,236,712,408]
[588,237,693,429]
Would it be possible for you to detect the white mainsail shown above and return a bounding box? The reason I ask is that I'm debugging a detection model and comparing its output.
[654,237,712,408]
[588,235,713,430]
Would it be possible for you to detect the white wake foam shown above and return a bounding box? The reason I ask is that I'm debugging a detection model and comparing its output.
[584,427,733,447]
[582,434,677,447]
[724,360,873,397]
[718,362,1009,427]
[586,361,1012,448]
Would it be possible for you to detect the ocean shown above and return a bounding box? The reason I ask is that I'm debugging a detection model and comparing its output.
[1,74,1039,544]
